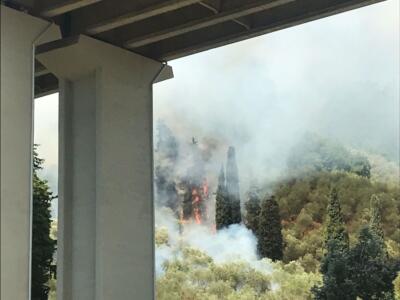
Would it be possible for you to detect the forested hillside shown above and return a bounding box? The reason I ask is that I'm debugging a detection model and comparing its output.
[269,134,400,272]
[155,128,400,299]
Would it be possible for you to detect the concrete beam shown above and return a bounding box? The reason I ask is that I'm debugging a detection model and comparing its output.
[124,0,293,48]
[199,1,251,31]
[87,0,202,35]
[145,0,384,60]
[41,0,103,18]
[36,35,172,300]
[35,60,50,76]
[35,73,59,98]
[0,5,59,300]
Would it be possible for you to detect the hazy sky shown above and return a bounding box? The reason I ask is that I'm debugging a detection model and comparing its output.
[35,0,399,212]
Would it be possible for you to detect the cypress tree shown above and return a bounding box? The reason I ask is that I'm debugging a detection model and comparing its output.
[226,146,241,224]
[325,188,349,252]
[370,194,385,247]
[215,166,231,229]
[257,195,283,261]
[31,146,56,300]
[244,186,261,236]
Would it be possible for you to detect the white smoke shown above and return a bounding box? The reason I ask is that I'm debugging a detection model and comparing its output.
[152,0,399,280]
[154,0,399,189]
[155,207,272,277]
[182,224,258,264]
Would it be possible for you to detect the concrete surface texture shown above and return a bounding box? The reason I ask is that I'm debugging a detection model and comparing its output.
[36,35,173,300]
[0,5,59,300]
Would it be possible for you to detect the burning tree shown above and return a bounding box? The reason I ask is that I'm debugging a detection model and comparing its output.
[179,140,211,225]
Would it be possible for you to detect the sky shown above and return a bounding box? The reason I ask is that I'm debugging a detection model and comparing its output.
[34,0,399,214]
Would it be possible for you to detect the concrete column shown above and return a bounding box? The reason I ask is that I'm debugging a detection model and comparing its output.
[36,35,172,300]
[0,6,58,300]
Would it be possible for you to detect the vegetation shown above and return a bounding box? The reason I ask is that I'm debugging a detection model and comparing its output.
[349,226,398,299]
[273,170,400,266]
[31,146,56,300]
[287,133,371,178]
[257,196,283,261]
[312,188,353,299]
[244,186,261,236]
[154,120,180,211]
[155,227,320,300]
[395,273,400,300]
[325,188,349,251]
[155,133,399,299]
[226,146,242,224]
[216,166,232,229]
[370,194,385,246]
[215,147,243,229]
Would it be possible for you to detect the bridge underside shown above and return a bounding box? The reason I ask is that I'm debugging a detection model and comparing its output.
[1,1,385,299]
[5,0,384,97]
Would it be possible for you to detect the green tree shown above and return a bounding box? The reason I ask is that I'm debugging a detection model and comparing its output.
[244,185,261,236]
[349,226,399,300]
[325,188,349,252]
[215,166,231,229]
[258,196,283,261]
[312,239,357,300]
[226,146,241,224]
[313,188,354,300]
[31,146,56,300]
[370,194,385,247]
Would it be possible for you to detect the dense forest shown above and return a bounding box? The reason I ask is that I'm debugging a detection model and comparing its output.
[154,123,400,300]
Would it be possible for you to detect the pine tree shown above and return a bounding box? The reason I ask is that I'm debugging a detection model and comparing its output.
[244,185,261,236]
[257,196,283,261]
[226,146,241,224]
[325,188,349,252]
[31,146,56,300]
[313,188,354,300]
[312,239,357,300]
[349,226,398,300]
[215,166,232,229]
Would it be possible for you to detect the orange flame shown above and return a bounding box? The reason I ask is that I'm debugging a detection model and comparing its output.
[191,187,202,224]
[194,208,202,225]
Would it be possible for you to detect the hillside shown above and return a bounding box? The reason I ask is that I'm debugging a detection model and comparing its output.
[155,129,400,299]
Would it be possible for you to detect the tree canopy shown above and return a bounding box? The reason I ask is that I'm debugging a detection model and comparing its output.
[31,146,56,300]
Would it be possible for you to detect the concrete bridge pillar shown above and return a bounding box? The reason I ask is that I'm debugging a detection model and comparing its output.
[36,35,172,300]
[0,6,58,300]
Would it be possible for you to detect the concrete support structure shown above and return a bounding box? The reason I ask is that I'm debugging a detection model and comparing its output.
[36,35,172,300]
[0,6,58,300]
